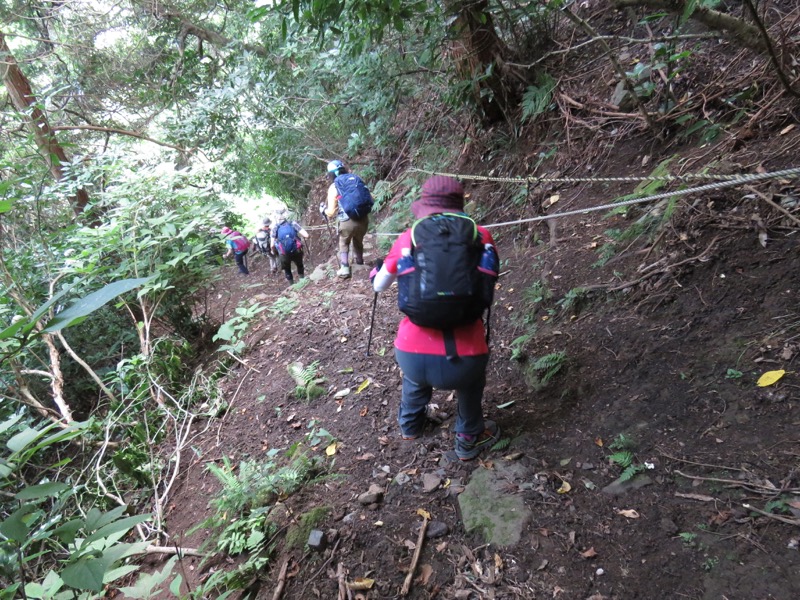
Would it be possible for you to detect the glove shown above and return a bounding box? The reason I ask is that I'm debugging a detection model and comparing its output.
[369,258,384,284]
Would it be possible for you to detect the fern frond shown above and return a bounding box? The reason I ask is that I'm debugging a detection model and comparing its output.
[609,450,634,468]
[619,463,644,482]
[491,437,512,451]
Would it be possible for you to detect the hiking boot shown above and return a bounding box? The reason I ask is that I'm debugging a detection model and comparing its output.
[454,420,500,461]
[337,265,351,279]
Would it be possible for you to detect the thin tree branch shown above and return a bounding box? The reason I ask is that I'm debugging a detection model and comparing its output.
[741,0,800,98]
[50,125,189,152]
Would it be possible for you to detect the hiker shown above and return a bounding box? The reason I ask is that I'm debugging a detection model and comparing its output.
[323,160,373,279]
[271,211,310,283]
[221,226,250,275]
[371,175,500,461]
[252,218,278,275]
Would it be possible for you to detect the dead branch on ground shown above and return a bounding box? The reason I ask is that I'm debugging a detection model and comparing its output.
[401,514,429,596]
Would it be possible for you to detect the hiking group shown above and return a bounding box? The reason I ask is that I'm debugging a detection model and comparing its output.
[223,165,499,461]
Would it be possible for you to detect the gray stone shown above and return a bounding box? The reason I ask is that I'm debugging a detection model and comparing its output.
[458,464,532,547]
[358,483,384,505]
[422,473,441,493]
[426,521,449,539]
[611,81,635,111]
[601,474,654,497]
[307,529,326,552]
[394,472,411,485]
[309,265,328,282]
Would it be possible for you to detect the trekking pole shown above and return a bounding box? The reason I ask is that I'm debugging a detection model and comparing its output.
[366,292,378,357]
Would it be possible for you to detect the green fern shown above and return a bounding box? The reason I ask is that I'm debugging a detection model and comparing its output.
[608,433,637,451]
[532,351,566,384]
[609,450,634,468]
[521,73,556,123]
[491,437,512,451]
[619,463,645,482]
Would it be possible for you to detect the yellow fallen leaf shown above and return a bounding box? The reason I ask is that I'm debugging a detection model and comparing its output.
[325,442,338,456]
[356,379,371,393]
[616,509,640,519]
[347,578,375,590]
[757,370,785,387]
[557,480,571,494]
[595,437,604,447]
[416,508,431,520]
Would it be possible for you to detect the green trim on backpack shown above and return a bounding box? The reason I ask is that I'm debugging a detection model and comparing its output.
[410,212,478,247]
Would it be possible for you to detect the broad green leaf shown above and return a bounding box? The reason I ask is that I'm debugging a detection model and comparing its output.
[169,573,183,596]
[84,506,125,531]
[0,412,23,435]
[60,554,110,592]
[16,481,71,501]
[7,426,45,453]
[83,514,151,546]
[0,199,13,213]
[52,518,85,544]
[103,564,140,584]
[43,277,152,333]
[0,504,37,541]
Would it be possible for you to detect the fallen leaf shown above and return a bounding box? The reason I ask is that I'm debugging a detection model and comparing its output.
[494,553,503,571]
[616,509,640,519]
[373,521,383,526]
[340,336,348,343]
[347,578,375,591]
[780,124,795,135]
[675,492,715,502]
[537,559,548,571]
[557,480,571,494]
[325,442,338,456]
[580,547,598,558]
[595,437,604,447]
[496,400,515,409]
[356,379,370,393]
[355,453,374,461]
[338,367,354,374]
[418,564,433,585]
[436,541,447,552]
[333,388,351,399]
[504,451,523,461]
[416,508,431,520]
[757,370,785,387]
[377,436,389,446]
[359,406,368,417]
[559,457,572,466]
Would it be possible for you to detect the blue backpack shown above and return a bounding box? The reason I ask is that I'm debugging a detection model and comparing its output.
[334,174,373,220]
[275,222,299,255]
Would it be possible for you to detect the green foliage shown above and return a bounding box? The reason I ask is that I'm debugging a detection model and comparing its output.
[288,361,327,401]
[521,73,556,123]
[607,434,645,482]
[284,506,331,550]
[214,302,267,354]
[0,413,153,598]
[524,351,566,389]
[269,296,299,320]
[725,368,743,379]
[510,333,534,361]
[491,438,512,452]
[557,287,587,314]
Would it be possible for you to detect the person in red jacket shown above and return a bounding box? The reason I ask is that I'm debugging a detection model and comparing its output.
[371,175,500,461]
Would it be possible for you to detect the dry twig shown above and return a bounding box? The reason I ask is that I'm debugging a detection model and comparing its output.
[401,515,429,596]
[271,557,290,600]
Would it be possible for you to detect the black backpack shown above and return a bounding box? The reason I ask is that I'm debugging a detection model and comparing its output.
[397,213,498,332]
[334,174,373,220]
[275,222,299,255]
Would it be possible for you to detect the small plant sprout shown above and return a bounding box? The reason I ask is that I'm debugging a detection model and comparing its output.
[725,368,743,379]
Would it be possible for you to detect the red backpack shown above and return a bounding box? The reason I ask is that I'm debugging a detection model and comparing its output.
[229,232,249,252]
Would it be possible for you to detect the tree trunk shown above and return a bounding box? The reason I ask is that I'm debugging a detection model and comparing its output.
[447,0,517,124]
[0,30,90,216]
